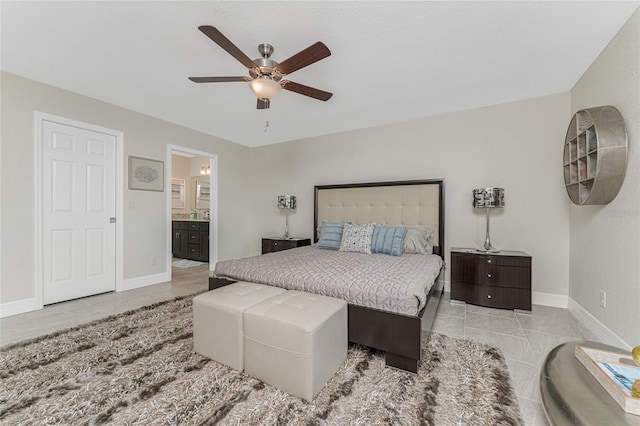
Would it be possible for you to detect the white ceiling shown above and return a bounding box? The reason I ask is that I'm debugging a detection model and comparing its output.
[2,1,638,147]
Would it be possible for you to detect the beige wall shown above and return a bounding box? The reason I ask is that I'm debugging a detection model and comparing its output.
[0,71,254,305]
[569,10,640,345]
[189,156,210,179]
[250,93,572,298]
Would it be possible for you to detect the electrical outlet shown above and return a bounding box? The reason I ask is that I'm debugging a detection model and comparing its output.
[151,255,158,266]
[600,290,607,308]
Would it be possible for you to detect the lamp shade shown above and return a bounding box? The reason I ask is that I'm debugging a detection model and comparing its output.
[473,188,505,208]
[277,195,296,209]
[249,77,282,101]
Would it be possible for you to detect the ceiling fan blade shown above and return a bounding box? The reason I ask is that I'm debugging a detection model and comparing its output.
[257,99,270,109]
[188,76,251,83]
[198,25,256,70]
[276,42,331,75]
[281,80,333,101]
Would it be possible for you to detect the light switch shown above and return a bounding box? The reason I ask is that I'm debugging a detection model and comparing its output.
[128,200,135,210]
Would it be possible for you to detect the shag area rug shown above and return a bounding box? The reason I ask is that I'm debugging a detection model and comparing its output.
[0,293,524,425]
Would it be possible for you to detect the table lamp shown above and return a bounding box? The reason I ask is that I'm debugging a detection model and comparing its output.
[277,195,296,239]
[473,188,505,253]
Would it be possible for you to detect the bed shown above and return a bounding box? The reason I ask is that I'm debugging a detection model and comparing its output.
[210,179,445,373]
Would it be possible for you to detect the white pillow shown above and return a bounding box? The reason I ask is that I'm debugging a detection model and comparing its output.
[339,223,375,254]
[403,227,434,254]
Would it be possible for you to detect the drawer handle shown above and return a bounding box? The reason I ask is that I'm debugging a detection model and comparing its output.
[487,273,492,278]
[487,259,492,264]
[274,242,278,245]
[487,295,492,299]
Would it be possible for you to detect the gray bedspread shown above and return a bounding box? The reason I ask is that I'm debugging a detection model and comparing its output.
[213,245,443,316]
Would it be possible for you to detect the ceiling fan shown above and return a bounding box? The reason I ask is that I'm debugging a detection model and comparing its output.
[189,26,333,110]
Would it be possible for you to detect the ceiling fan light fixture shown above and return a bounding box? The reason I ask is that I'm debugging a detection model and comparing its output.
[249,76,281,101]
[189,27,332,110]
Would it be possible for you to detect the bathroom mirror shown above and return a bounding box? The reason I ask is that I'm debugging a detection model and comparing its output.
[171,178,185,209]
[191,176,210,209]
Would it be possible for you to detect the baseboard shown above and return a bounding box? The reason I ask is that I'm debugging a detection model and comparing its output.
[0,297,38,318]
[443,279,450,293]
[1,272,170,317]
[568,297,631,350]
[532,291,568,308]
[121,272,170,292]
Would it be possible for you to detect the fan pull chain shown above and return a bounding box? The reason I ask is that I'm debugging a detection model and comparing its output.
[263,103,270,132]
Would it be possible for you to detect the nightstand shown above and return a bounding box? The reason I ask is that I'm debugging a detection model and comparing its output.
[450,248,531,310]
[262,237,311,254]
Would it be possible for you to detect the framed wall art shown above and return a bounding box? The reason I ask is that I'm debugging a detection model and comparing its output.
[128,156,164,191]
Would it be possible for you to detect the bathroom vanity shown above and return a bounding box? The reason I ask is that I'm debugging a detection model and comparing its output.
[172,220,209,262]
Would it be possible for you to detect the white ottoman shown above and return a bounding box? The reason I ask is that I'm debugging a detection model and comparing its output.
[193,282,286,371]
[243,291,348,401]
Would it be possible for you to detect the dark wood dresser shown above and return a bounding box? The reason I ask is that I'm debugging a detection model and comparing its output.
[262,237,311,254]
[450,248,531,310]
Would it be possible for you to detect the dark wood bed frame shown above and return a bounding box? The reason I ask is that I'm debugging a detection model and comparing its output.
[210,179,445,373]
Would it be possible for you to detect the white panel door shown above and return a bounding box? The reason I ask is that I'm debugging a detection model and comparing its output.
[42,120,116,304]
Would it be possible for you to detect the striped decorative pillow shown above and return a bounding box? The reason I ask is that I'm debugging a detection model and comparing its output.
[317,222,349,250]
[371,225,408,256]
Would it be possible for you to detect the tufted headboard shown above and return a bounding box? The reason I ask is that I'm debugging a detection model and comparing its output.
[314,179,445,256]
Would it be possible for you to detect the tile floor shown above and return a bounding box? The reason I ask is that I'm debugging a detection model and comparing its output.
[0,264,209,346]
[432,292,601,426]
[1,268,600,426]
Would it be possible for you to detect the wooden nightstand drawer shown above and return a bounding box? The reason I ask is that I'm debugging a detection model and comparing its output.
[451,282,531,311]
[452,250,531,267]
[272,240,297,250]
[262,237,311,254]
[451,261,531,289]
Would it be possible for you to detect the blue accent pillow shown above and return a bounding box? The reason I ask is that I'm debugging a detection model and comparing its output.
[317,222,350,250]
[371,225,408,256]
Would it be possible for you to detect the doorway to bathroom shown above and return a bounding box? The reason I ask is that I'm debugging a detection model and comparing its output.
[166,145,218,280]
